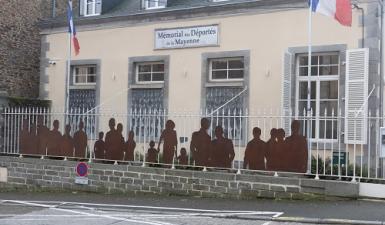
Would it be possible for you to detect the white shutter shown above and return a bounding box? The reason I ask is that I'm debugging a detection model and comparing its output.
[344,48,369,144]
[95,0,102,15]
[79,0,85,16]
[282,51,293,134]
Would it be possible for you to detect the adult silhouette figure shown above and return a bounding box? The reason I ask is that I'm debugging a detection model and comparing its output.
[190,118,211,166]
[124,131,136,161]
[243,127,266,170]
[73,121,87,158]
[285,120,308,173]
[158,120,178,165]
[266,128,278,171]
[94,132,106,159]
[209,126,235,168]
[105,118,121,160]
[29,124,38,154]
[20,120,30,155]
[61,124,74,157]
[37,117,49,155]
[47,120,62,156]
[116,123,125,160]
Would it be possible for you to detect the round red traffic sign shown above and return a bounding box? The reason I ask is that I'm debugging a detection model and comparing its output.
[76,162,89,177]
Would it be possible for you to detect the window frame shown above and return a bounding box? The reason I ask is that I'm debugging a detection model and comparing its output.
[295,52,340,142]
[143,0,167,10]
[72,65,97,86]
[209,57,245,82]
[83,0,100,17]
[135,61,165,84]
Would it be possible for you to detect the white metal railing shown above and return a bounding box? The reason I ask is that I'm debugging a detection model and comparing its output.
[1,106,384,182]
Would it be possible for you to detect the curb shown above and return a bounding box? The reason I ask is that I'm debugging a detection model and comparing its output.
[273,217,385,225]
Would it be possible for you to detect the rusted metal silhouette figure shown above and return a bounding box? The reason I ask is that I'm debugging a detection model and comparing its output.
[37,116,49,155]
[177,147,188,165]
[20,120,30,154]
[47,120,62,156]
[124,131,136,161]
[105,118,122,161]
[158,120,178,165]
[266,128,278,171]
[61,124,74,157]
[94,132,106,159]
[209,126,235,168]
[243,127,266,170]
[116,123,125,160]
[146,140,159,164]
[73,121,87,158]
[190,118,211,166]
[275,128,287,171]
[29,124,38,154]
[285,120,308,173]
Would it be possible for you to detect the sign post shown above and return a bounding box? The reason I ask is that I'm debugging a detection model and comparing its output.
[75,162,89,185]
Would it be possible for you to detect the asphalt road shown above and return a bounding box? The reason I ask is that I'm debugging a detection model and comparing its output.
[0,192,384,224]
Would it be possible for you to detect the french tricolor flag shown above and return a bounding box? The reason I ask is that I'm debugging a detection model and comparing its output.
[67,0,80,56]
[309,0,352,27]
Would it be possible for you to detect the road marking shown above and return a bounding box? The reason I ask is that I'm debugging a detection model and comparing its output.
[4,200,175,225]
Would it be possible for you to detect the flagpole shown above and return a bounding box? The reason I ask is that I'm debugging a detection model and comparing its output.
[66,0,72,123]
[307,1,313,175]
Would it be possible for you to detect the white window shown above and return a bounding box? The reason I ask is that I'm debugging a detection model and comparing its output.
[209,58,244,81]
[81,0,101,16]
[73,65,97,85]
[296,53,339,141]
[136,62,165,83]
[143,0,167,9]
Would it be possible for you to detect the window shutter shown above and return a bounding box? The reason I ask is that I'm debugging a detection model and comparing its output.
[95,0,102,15]
[79,0,85,16]
[344,48,369,144]
[282,51,293,134]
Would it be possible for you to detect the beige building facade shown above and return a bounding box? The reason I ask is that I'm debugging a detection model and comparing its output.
[39,0,384,170]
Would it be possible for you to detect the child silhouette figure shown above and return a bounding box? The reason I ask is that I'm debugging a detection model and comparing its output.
[94,132,106,159]
[177,148,188,165]
[147,141,159,165]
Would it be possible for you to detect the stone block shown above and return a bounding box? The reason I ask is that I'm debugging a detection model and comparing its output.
[182,183,192,190]
[109,176,120,183]
[133,179,143,185]
[216,180,229,187]
[113,171,123,177]
[139,173,152,180]
[227,188,240,195]
[158,181,173,189]
[270,185,286,192]
[286,186,300,193]
[120,177,133,184]
[91,169,104,176]
[187,178,200,184]
[192,184,209,191]
[8,177,26,184]
[194,172,235,181]
[238,182,252,189]
[252,183,269,190]
[165,170,193,177]
[275,192,292,200]
[209,186,227,193]
[152,175,165,181]
[100,175,109,181]
[165,175,180,182]
[123,172,139,178]
[173,183,183,189]
[259,190,275,199]
[200,179,216,186]
[143,179,157,187]
[240,189,259,198]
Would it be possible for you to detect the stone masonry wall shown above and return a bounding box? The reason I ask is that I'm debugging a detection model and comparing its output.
[0,0,76,98]
[0,156,359,200]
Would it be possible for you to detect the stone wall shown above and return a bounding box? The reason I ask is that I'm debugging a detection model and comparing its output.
[0,0,75,98]
[0,156,359,200]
